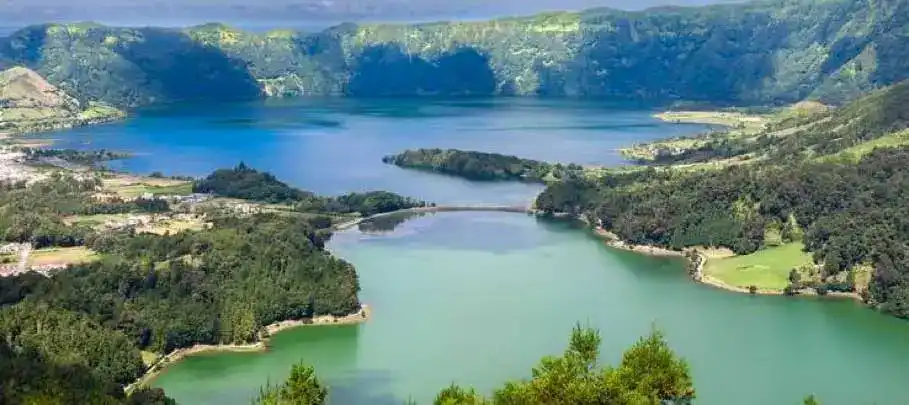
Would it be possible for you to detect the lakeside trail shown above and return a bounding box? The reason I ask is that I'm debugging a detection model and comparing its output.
[590,226,862,301]
[128,304,371,393]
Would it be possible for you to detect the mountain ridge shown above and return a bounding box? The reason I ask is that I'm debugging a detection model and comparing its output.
[0,0,906,109]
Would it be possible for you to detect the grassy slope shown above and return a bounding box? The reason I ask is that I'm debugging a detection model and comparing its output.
[818,129,909,163]
[101,177,193,198]
[704,243,812,290]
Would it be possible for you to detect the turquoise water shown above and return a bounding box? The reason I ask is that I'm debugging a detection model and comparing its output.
[46,99,909,404]
[152,212,909,405]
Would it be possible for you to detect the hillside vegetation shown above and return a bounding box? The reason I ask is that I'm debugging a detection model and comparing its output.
[537,81,909,317]
[0,167,402,403]
[383,148,586,183]
[0,66,123,134]
[626,80,909,165]
[1,0,908,108]
[194,163,428,215]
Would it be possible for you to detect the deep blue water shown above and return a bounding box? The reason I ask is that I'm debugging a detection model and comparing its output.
[44,98,705,204]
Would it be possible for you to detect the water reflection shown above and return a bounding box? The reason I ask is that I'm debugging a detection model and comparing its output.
[357,211,429,234]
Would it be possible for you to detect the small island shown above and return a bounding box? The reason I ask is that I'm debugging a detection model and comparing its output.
[382,148,585,183]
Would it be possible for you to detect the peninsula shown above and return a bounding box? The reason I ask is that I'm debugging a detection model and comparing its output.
[383,148,585,183]
[0,156,424,404]
[537,80,909,317]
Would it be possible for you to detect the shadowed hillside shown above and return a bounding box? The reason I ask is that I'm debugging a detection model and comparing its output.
[0,0,907,107]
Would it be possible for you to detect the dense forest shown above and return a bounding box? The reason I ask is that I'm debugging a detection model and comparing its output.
[1,0,908,107]
[0,166,394,403]
[1,211,361,376]
[0,334,173,404]
[383,148,584,183]
[195,163,427,215]
[0,174,168,249]
[536,79,909,317]
[538,146,909,317]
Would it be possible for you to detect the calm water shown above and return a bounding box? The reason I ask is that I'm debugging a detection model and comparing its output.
[44,98,699,205]
[152,213,909,405]
[48,99,909,404]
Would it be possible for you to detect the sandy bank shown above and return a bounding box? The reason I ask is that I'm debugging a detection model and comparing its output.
[592,227,684,257]
[128,304,371,392]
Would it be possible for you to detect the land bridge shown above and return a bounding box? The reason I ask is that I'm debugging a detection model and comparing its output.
[334,204,532,230]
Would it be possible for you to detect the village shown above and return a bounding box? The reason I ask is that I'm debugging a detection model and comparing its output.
[0,141,276,277]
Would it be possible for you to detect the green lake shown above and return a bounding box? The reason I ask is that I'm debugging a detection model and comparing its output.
[49,99,909,404]
[151,212,909,405]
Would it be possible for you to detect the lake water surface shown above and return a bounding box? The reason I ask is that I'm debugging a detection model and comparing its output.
[50,99,909,405]
[47,98,698,205]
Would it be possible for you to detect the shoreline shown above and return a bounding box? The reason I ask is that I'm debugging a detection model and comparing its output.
[652,110,767,128]
[127,304,371,392]
[589,225,862,301]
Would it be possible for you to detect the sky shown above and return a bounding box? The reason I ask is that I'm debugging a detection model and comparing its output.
[0,0,743,29]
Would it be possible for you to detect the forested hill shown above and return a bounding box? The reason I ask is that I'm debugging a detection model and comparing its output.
[536,80,909,319]
[383,148,585,183]
[1,0,908,108]
[0,167,387,403]
[194,163,428,215]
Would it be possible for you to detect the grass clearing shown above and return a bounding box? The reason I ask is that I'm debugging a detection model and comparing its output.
[105,182,193,198]
[140,351,161,368]
[101,174,193,198]
[138,218,208,235]
[27,246,99,267]
[818,129,909,163]
[654,110,769,131]
[704,243,813,290]
[64,213,133,227]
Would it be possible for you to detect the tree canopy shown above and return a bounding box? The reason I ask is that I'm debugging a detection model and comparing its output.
[383,148,583,183]
[253,326,695,405]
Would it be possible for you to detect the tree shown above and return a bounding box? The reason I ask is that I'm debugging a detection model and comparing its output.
[803,394,820,405]
[261,326,694,405]
[253,363,327,405]
[434,384,488,405]
[788,269,802,284]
